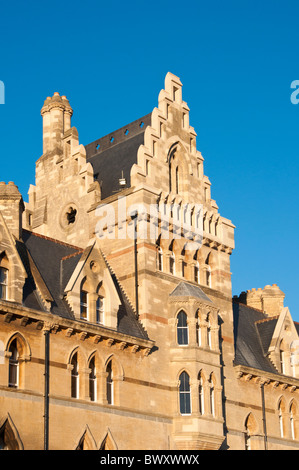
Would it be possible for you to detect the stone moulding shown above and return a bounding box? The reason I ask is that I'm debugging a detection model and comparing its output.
[0,301,155,356]
[234,364,299,392]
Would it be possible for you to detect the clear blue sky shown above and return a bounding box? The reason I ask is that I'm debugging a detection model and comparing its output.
[0,0,298,318]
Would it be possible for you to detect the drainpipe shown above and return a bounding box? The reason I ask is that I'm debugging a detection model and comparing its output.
[131,211,139,318]
[260,381,268,450]
[43,326,50,450]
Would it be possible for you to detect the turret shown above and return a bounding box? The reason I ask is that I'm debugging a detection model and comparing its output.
[40,92,73,155]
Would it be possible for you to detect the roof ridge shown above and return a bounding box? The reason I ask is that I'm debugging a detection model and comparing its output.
[22,229,82,251]
[255,315,279,324]
[61,250,84,261]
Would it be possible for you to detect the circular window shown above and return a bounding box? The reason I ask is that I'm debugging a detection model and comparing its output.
[59,203,78,230]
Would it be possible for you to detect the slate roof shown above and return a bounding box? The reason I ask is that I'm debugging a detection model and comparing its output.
[16,230,148,340]
[85,114,151,200]
[170,281,213,304]
[233,302,278,374]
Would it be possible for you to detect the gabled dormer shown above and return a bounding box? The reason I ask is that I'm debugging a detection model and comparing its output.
[265,307,299,377]
[64,238,121,329]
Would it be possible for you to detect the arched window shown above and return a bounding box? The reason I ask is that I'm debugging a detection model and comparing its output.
[207,313,212,349]
[195,310,201,347]
[194,261,200,284]
[106,361,114,405]
[8,339,19,388]
[198,372,204,415]
[205,253,212,288]
[205,266,211,288]
[169,251,175,275]
[290,402,297,440]
[80,289,88,321]
[278,399,286,438]
[279,341,286,374]
[175,166,179,194]
[209,374,215,417]
[179,371,191,415]
[157,247,163,271]
[177,311,188,345]
[245,415,252,450]
[96,296,104,325]
[89,356,97,402]
[0,267,8,300]
[71,352,79,398]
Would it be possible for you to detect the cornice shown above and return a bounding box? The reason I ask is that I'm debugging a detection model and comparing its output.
[0,300,154,357]
[234,364,299,391]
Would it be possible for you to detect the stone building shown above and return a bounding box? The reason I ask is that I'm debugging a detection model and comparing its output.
[0,73,298,450]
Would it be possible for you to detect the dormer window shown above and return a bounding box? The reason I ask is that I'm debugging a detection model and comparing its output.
[96,296,104,325]
[80,290,88,320]
[0,267,7,300]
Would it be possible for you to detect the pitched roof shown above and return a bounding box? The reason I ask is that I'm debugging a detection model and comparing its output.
[170,281,213,303]
[233,302,278,374]
[16,230,149,340]
[85,114,151,200]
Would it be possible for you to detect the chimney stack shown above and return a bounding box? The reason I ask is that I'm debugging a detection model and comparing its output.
[235,284,285,317]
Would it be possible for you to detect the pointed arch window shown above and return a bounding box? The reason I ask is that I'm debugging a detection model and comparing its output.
[205,253,212,288]
[169,251,175,275]
[175,166,179,194]
[106,360,114,405]
[194,261,200,284]
[177,311,189,345]
[179,371,191,415]
[89,356,97,402]
[209,375,215,417]
[207,313,212,349]
[80,290,88,320]
[198,372,204,415]
[0,267,8,300]
[157,247,163,271]
[279,342,286,374]
[290,402,297,440]
[195,310,201,347]
[278,399,285,438]
[245,418,251,450]
[8,339,19,388]
[96,296,104,325]
[71,352,79,398]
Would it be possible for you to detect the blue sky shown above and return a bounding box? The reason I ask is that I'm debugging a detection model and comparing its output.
[0,0,298,318]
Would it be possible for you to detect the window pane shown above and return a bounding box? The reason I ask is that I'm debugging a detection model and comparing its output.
[96,297,104,324]
[89,358,96,402]
[80,291,88,320]
[179,372,191,414]
[177,312,188,345]
[0,268,7,300]
[106,362,113,405]
[71,354,79,398]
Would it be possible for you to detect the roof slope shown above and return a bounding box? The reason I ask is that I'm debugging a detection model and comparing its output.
[170,281,213,303]
[233,302,278,374]
[16,230,148,340]
[85,114,151,200]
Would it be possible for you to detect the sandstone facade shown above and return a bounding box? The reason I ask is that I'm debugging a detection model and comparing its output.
[0,73,298,450]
